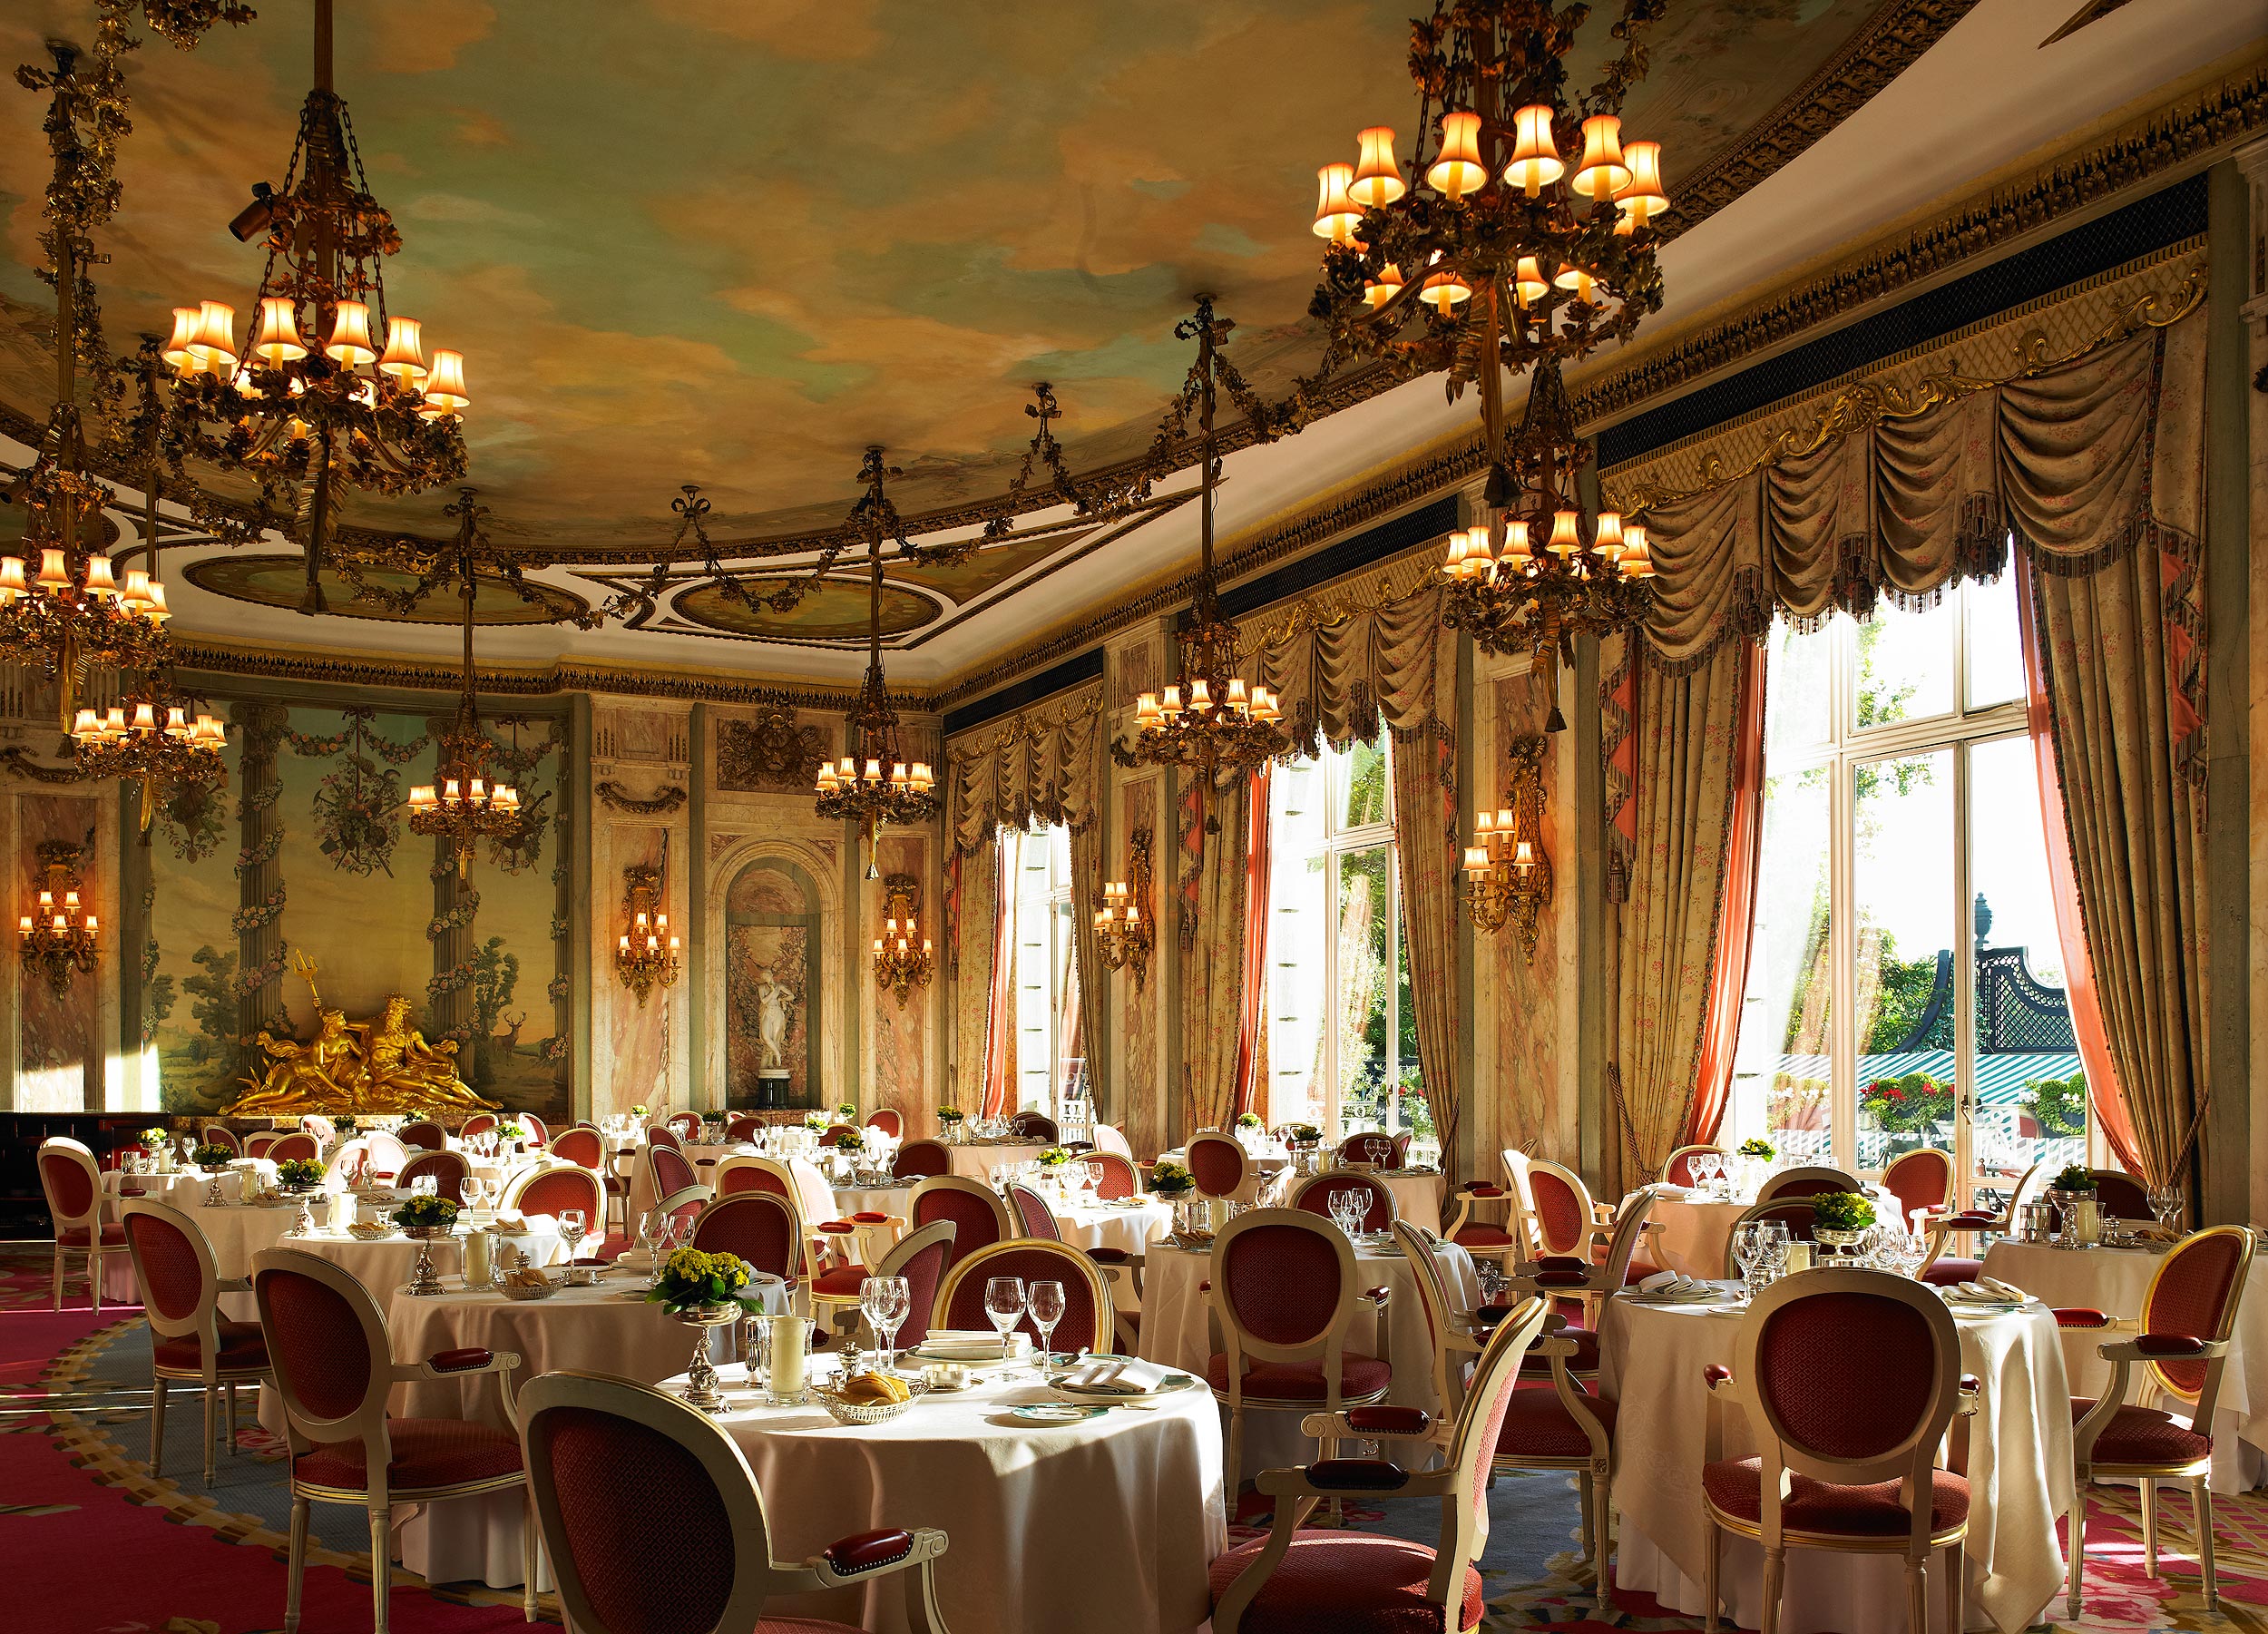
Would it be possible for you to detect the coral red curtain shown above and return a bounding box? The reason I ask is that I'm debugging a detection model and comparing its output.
[981,830,1017,1118]
[1232,767,1271,1123]
[1685,644,1766,1148]
[2016,551,2142,1174]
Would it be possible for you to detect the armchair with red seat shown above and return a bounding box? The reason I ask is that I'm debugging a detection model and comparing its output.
[1504,1185,1662,1332]
[1004,1180,1143,1352]
[1442,1180,1520,1271]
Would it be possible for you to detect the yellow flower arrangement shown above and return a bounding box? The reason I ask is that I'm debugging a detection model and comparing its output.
[647,1245,765,1315]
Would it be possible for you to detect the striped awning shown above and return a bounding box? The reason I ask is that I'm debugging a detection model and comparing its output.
[1759,1050,2082,1105]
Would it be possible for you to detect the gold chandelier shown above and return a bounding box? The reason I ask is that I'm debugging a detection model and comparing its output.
[18,842,97,996]
[159,0,468,614]
[1119,298,1287,793]
[813,449,939,877]
[406,493,525,879]
[70,680,227,827]
[1305,0,1669,722]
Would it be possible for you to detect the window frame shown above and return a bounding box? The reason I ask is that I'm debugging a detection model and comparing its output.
[1006,824,1080,1120]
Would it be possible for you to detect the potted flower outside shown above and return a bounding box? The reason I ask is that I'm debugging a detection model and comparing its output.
[2050,1164,2100,1248]
[392,1193,461,1296]
[648,1247,769,1412]
[1810,1190,1876,1255]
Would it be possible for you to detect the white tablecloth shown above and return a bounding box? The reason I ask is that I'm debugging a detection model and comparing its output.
[1646,1193,1752,1277]
[1053,1198,1175,1257]
[1983,1239,2268,1492]
[1382,1171,1447,1232]
[1601,1285,2074,1634]
[682,1357,1222,1633]
[943,1140,1053,1181]
[1137,1235,1479,1482]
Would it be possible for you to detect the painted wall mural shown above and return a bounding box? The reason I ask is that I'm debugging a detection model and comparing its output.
[142,699,570,1121]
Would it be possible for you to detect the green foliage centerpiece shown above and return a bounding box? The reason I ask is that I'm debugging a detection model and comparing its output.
[648,1247,767,1413]
[392,1193,460,1297]
[194,1142,235,1204]
[1811,1190,1876,1254]
[276,1157,327,1192]
[936,1104,964,1142]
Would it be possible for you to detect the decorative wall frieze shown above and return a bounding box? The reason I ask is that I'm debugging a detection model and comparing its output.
[593,779,689,816]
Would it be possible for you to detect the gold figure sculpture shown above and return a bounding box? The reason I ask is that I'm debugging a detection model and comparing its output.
[225,952,499,1116]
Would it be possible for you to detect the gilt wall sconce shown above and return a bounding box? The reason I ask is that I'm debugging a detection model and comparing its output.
[1098,827,1156,990]
[1461,735,1552,961]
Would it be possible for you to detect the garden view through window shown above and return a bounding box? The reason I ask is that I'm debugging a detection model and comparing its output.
[1007,824,1082,1124]
[1725,572,2093,1205]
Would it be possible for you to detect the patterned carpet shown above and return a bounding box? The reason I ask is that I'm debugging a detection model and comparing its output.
[5,1242,2266,1632]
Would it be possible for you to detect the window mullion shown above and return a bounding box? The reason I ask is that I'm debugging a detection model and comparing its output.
[1830,620,1858,1174]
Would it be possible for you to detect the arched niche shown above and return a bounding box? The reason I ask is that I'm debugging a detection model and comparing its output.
[707,838,842,1112]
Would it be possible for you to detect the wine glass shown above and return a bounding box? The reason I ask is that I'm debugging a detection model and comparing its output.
[557,1208,587,1263]
[983,1276,1028,1369]
[875,1276,910,1369]
[458,1175,481,1210]
[2147,1183,2183,1235]
[1029,1279,1066,1366]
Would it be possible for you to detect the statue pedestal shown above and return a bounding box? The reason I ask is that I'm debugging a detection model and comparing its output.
[756,1071,790,1111]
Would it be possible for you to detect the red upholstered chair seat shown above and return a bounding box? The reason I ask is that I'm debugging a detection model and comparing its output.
[1495,1382,1617,1457]
[2070,1400,2214,1468]
[1702,1455,1970,1536]
[153,1317,269,1373]
[58,1223,128,1247]
[1921,1257,1984,1287]
[295,1418,523,1493]
[1207,1531,1484,1633]
[811,1264,869,1296]
[1452,1222,1515,1248]
[1205,1353,1392,1401]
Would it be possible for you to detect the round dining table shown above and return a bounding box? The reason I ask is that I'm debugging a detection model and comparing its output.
[943,1138,1052,1181]
[1137,1230,1479,1482]
[666,1355,1225,1633]
[1600,1278,2074,1634]
[1983,1238,2268,1492]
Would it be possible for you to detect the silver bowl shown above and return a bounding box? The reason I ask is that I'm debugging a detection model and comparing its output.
[811,1378,927,1425]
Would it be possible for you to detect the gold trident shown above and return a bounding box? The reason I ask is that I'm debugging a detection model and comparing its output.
[289,948,324,1010]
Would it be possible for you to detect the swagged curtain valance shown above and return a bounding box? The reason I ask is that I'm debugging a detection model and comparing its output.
[944,683,1106,854]
[1250,576,1458,755]
[1608,259,2207,674]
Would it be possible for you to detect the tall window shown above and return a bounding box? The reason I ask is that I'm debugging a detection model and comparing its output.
[1006,825,1081,1118]
[1266,734,1429,1140]
[1727,574,2090,1199]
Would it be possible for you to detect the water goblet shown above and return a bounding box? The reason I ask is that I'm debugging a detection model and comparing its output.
[859,1277,897,1374]
[983,1276,1028,1369]
[875,1277,910,1369]
[1028,1279,1066,1366]
[2146,1184,2183,1235]
[558,1208,587,1263]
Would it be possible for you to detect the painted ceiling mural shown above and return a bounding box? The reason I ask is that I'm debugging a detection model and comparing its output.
[0,0,1930,645]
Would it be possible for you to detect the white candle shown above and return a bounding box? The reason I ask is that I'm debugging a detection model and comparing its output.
[768,1312,807,1395]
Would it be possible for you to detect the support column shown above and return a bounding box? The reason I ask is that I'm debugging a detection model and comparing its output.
[231,702,288,1062]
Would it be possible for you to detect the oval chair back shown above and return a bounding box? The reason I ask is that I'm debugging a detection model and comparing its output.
[1391,1218,1474,1416]
[645,1124,684,1152]
[1722,1199,1818,1272]
[1082,1150,1139,1202]
[519,1371,949,1634]
[864,1108,904,1140]
[550,1127,604,1171]
[359,1130,412,1180]
[520,1114,549,1147]
[650,1186,711,1247]
[690,1193,803,1281]
[37,1135,101,1237]
[2091,1169,2152,1225]
[909,1176,1012,1272]
[254,1248,391,1445]
[267,1130,318,1164]
[645,1142,699,1200]
[1522,1157,1598,1258]
[822,1123,860,1147]
[1186,1132,1249,1199]
[244,1130,283,1160]
[396,1120,445,1152]
[724,1115,761,1144]
[1008,1111,1061,1143]
[938,1238,1112,1356]
[199,1124,241,1156]
[1661,1144,1727,1188]
[1004,1182,1061,1240]
[894,1139,952,1180]
[460,1113,499,1140]
[1090,1123,1133,1159]
[871,1219,956,1352]
[715,1155,792,1198]
[300,1114,336,1147]
[397,1150,470,1196]
[1598,1186,1661,1287]
[1336,1131,1400,1169]
[1291,1169,1396,1235]
[1881,1149,1952,1227]
[2139,1225,2256,1406]
[1758,1164,1862,1201]
[666,1112,702,1141]
[508,1164,603,1228]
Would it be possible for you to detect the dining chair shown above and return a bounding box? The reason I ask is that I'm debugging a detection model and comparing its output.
[505,1162,603,1231]
[644,1123,685,1152]
[1440,1180,1520,1272]
[1756,1164,1863,1201]
[1090,1123,1134,1159]
[822,1122,862,1147]
[724,1113,762,1143]
[547,1126,626,1234]
[1661,1144,1729,1188]
[665,1111,702,1141]
[865,1106,904,1140]
[519,1113,549,1147]
[122,1199,269,1482]
[37,1136,119,1311]
[713,1152,787,1197]
[245,1130,284,1160]
[267,1130,319,1164]
[1335,1130,1401,1169]
[253,1247,534,1634]
[1206,1207,1393,1494]
[547,1125,602,1170]
[1209,1296,1551,1634]
[396,1149,470,1196]
[1879,1149,1952,1230]
[395,1120,445,1152]
[894,1138,953,1179]
[1003,1181,1059,1240]
[520,1370,954,1634]
[199,1123,241,1156]
[1512,1186,1662,1332]
[937,1238,1115,1357]
[826,1219,958,1353]
[1390,1218,1501,1418]
[643,1140,699,1202]
[1720,1199,1818,1274]
[1009,1110,1061,1142]
[2087,1169,2152,1224]
[909,1176,1013,1272]
[299,1114,337,1149]
[1699,1269,1974,1634]
[1291,1169,1398,1235]
[1082,1150,1139,1200]
[2063,1223,2256,1614]
[1510,1152,1617,1261]
[1003,1180,1143,1347]
[690,1191,805,1281]
[460,1113,499,1140]
[1919,1159,2046,1282]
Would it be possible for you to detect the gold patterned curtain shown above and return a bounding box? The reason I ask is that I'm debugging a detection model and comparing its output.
[1388,720,1462,1163]
[1178,775,1251,1136]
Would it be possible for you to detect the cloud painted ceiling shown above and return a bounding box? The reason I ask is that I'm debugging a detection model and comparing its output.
[0,0,1914,569]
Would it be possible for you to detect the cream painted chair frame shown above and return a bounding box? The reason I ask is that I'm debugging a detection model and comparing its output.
[1188,1130,1265,1205]
[1510,1185,1663,1329]
[1756,1164,1864,1201]
[1213,1297,1552,1634]
[827,1218,958,1350]
[252,1246,533,1634]
[122,1198,267,1482]
[36,1136,112,1311]
[500,1160,604,1247]
[1701,1268,1974,1634]
[1661,1143,1730,1187]
[935,1237,1115,1358]
[520,1370,952,1634]
[1207,1207,1392,1495]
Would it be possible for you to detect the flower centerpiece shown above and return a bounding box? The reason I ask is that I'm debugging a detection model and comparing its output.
[835,1101,858,1122]
[392,1193,461,1297]
[495,1117,528,1147]
[2053,1164,2096,1194]
[334,1114,359,1137]
[1235,1112,1262,1131]
[193,1143,233,1173]
[1148,1159,1207,1245]
[1146,1159,1196,1199]
[937,1104,964,1142]
[2050,1163,2101,1248]
[1037,1145,1072,1169]
[803,1111,829,1133]
[630,1103,650,1119]
[141,1124,171,1153]
[647,1246,767,1412]
[276,1158,327,1193]
[826,1127,864,1154]
[1736,1138,1775,1161]
[1288,1124,1321,1148]
[1810,1190,1875,1252]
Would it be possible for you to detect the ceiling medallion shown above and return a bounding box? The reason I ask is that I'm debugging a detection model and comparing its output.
[156,0,469,616]
[812,450,941,877]
[1114,298,1287,815]
[1305,0,1669,724]
[406,492,529,880]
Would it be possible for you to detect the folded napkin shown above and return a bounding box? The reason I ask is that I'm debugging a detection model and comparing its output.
[1632,1271,1718,1302]
[1056,1358,1150,1397]
[1946,1277,2028,1306]
[919,1329,1032,1360]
